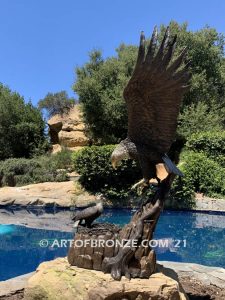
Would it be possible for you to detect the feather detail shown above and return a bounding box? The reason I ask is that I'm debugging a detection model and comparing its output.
[162,154,183,177]
[123,25,191,154]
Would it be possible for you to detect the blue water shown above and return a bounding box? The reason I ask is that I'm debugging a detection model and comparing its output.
[0,225,15,235]
[0,209,225,281]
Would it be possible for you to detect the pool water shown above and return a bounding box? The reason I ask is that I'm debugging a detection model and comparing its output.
[0,225,15,235]
[0,209,225,281]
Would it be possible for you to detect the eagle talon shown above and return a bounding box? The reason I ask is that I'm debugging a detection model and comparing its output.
[131,179,149,195]
[110,25,190,203]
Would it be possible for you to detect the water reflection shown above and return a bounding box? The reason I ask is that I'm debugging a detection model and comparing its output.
[0,208,225,281]
[154,211,225,267]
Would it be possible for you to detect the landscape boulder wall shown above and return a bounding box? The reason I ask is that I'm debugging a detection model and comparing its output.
[48,105,90,152]
[23,258,188,300]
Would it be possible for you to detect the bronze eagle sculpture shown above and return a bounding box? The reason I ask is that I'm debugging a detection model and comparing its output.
[111,26,191,190]
[72,202,103,228]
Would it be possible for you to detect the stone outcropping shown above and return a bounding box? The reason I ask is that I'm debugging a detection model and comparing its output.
[2,260,225,300]
[23,258,187,300]
[195,193,225,212]
[159,261,225,300]
[159,261,225,290]
[0,272,34,300]
[0,181,97,209]
[0,208,74,232]
[0,181,75,208]
[48,105,90,152]
[1,180,225,211]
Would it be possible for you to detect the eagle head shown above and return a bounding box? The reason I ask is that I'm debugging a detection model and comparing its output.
[111,142,130,169]
[96,202,103,212]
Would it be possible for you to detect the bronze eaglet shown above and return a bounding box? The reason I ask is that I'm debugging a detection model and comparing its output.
[111,26,191,191]
[72,202,103,229]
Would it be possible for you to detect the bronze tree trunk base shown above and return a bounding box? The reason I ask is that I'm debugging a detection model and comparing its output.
[68,174,174,280]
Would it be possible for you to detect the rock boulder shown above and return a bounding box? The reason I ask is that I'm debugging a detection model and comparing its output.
[24,258,187,300]
[48,105,90,152]
[0,181,75,208]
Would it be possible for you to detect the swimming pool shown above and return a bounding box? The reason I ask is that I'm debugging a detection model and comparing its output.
[0,209,225,281]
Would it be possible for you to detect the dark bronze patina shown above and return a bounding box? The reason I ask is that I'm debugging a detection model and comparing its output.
[68,26,191,281]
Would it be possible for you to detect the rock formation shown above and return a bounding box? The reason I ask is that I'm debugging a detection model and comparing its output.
[23,258,188,300]
[0,181,74,207]
[48,105,90,153]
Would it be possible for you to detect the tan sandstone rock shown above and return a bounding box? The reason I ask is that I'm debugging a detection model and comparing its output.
[0,272,34,299]
[48,105,90,152]
[0,181,75,207]
[0,181,98,208]
[58,130,88,147]
[24,258,188,300]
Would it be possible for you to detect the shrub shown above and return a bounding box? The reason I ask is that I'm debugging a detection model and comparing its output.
[168,175,195,209]
[0,153,70,187]
[72,145,142,199]
[48,148,73,169]
[72,145,194,206]
[0,158,39,186]
[73,145,225,205]
[186,131,225,166]
[175,151,225,198]
[0,84,47,160]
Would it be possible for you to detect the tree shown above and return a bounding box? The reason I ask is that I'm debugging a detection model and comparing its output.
[74,22,225,143]
[0,84,47,159]
[38,91,76,118]
[159,23,225,106]
[74,47,137,143]
[177,102,224,138]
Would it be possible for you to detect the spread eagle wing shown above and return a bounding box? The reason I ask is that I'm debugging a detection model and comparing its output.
[123,26,191,154]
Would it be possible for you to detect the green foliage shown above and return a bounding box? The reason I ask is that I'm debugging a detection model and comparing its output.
[73,22,225,204]
[50,148,73,169]
[178,102,224,138]
[72,145,142,199]
[72,144,225,206]
[38,91,76,118]
[74,46,137,143]
[168,149,225,208]
[74,22,225,143]
[177,151,225,198]
[72,145,192,206]
[160,22,225,110]
[186,131,225,166]
[168,173,195,209]
[0,150,73,187]
[0,84,47,160]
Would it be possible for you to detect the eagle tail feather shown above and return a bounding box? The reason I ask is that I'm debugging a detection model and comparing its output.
[162,155,183,177]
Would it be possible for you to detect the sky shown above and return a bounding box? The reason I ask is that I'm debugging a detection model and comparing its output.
[0,0,225,106]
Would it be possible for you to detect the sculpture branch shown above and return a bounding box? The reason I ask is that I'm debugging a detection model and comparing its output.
[68,174,175,280]
[68,24,189,281]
